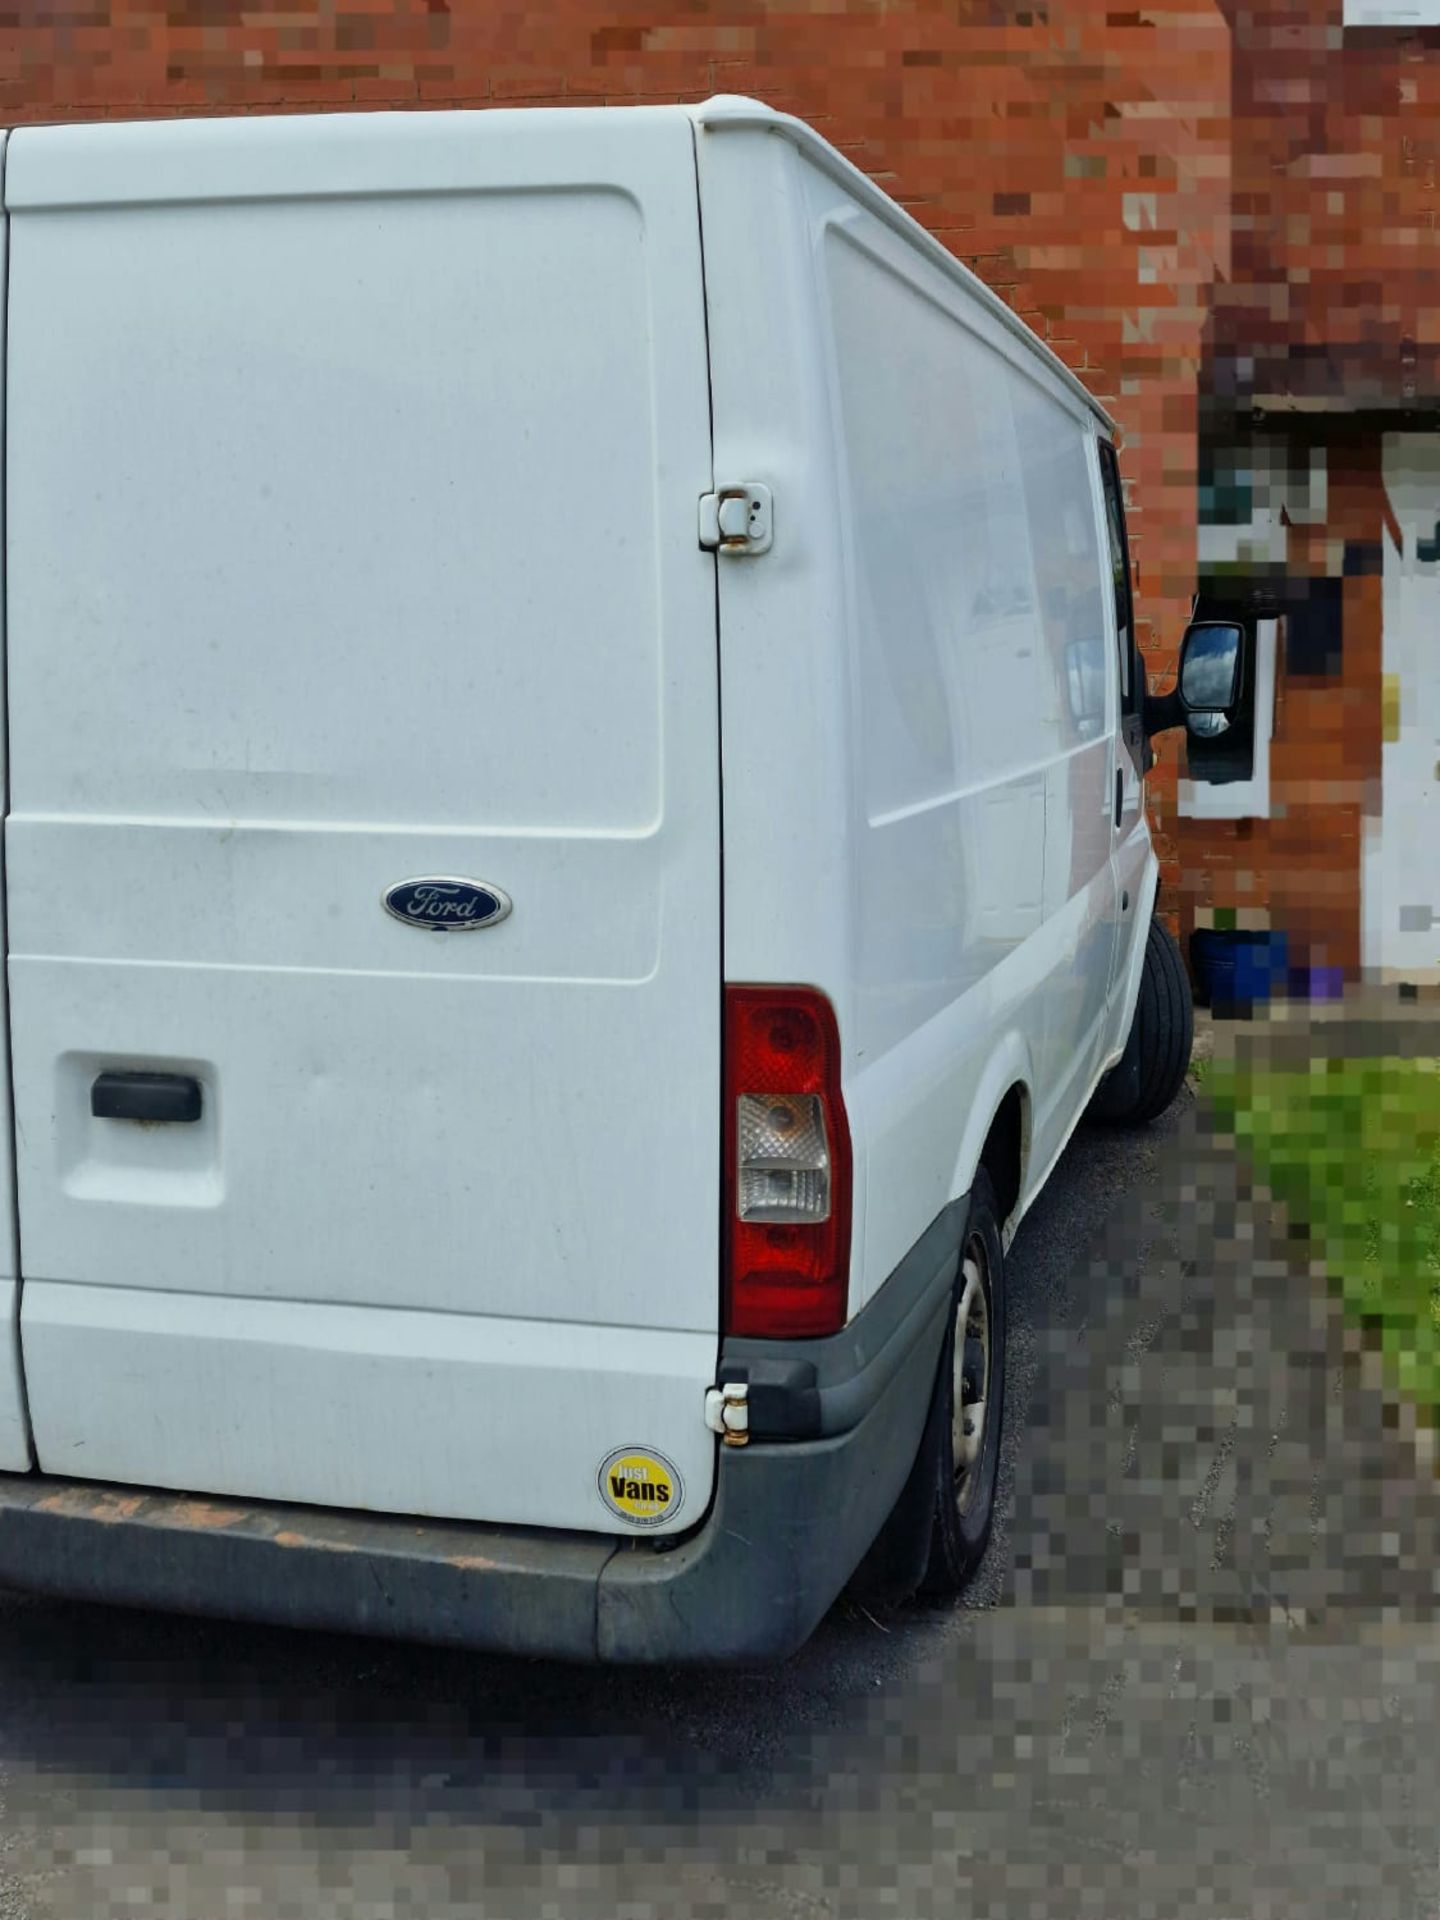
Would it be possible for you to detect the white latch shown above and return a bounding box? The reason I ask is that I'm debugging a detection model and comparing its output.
[699,484,773,555]
[704,1380,750,1447]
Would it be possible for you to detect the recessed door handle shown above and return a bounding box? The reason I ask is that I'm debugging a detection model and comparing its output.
[91,1071,202,1124]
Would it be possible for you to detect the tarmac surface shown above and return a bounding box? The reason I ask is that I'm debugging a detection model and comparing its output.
[0,1043,1437,1919]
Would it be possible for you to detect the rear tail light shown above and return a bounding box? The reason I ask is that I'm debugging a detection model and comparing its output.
[723,986,852,1339]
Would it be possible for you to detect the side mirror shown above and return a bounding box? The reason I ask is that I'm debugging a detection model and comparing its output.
[1144,619,1245,740]
[1178,621,1244,737]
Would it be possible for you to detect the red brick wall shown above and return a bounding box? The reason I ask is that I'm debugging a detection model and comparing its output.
[1218,0,1440,407]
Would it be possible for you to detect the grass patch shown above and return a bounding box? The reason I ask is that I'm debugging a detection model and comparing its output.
[1207,1056,1440,1413]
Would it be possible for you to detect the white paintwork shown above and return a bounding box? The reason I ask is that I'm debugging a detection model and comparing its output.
[0,97,1155,1536]
[690,97,1115,440]
[1098,452,1158,1078]
[0,131,34,1472]
[694,117,1152,1309]
[1363,435,1440,983]
[0,1282,31,1474]
[20,1282,717,1528]
[4,108,719,1533]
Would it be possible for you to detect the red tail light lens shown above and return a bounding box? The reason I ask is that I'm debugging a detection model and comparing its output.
[723,986,852,1339]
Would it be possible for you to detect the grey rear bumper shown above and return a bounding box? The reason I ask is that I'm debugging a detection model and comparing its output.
[0,1204,963,1664]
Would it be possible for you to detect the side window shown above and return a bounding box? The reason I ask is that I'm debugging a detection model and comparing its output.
[1098,442,1139,715]
[1010,376,1108,746]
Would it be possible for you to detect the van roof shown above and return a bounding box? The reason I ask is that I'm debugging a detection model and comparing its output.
[689,96,1117,438]
[3,96,1114,438]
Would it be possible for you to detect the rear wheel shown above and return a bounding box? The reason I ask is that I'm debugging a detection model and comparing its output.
[853,1168,1007,1604]
[1090,915,1194,1125]
[919,1168,1007,1595]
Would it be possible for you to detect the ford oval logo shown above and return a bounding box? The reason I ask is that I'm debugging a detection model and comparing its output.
[382,877,512,933]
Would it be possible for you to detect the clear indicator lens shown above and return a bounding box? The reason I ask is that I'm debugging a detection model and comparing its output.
[736,1093,831,1223]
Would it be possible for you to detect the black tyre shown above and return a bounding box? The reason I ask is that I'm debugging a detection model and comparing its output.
[853,1168,1008,1604]
[1090,915,1194,1126]
[917,1167,1007,1595]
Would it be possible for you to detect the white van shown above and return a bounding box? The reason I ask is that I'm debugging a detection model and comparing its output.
[0,98,1235,1661]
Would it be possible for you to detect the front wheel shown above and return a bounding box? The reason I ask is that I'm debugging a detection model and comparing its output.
[1090,915,1194,1126]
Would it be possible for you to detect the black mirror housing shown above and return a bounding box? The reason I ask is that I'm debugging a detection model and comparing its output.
[1143,619,1245,741]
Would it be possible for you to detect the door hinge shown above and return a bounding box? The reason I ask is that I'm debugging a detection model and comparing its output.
[699,484,773,556]
[704,1380,750,1447]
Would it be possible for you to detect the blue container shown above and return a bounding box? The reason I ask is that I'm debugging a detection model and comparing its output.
[1190,929,1288,1017]
[1232,931,1288,1007]
[1207,948,1239,1013]
[1190,929,1228,1009]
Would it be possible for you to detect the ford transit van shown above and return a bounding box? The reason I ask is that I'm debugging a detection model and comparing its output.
[0,97,1229,1661]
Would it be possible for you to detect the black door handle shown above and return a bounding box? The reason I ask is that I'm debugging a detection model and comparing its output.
[91,1071,202,1124]
[1114,766,1124,828]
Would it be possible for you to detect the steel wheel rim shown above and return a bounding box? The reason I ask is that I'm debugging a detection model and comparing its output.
[951,1236,991,1515]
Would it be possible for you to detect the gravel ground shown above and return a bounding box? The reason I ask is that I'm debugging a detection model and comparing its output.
[0,1074,1436,1919]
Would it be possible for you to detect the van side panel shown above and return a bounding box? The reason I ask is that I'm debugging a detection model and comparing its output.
[1015,397,1125,1124]
[702,141,1130,1315]
[701,125,1139,1335]
[700,126,1126,1315]
[815,207,1120,1291]
[4,111,720,1534]
[1095,441,1160,1068]
[0,132,36,1470]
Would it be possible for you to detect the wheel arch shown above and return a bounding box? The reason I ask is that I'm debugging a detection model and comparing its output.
[951,1034,1034,1238]
[1105,850,1163,1071]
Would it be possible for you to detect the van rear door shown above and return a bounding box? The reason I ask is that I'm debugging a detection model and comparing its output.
[3,109,720,1536]
[0,128,33,1472]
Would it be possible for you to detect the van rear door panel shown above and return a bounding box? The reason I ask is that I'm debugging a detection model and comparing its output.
[3,111,719,1533]
[0,133,34,1470]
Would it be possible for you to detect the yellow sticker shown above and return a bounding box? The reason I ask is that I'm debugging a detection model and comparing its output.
[1383,673,1402,744]
[598,1447,683,1528]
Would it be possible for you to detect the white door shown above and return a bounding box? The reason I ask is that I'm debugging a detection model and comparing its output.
[1362,434,1440,984]
[0,130,35,1472]
[1025,416,1127,1160]
[3,109,721,1535]
[1097,442,1153,1051]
